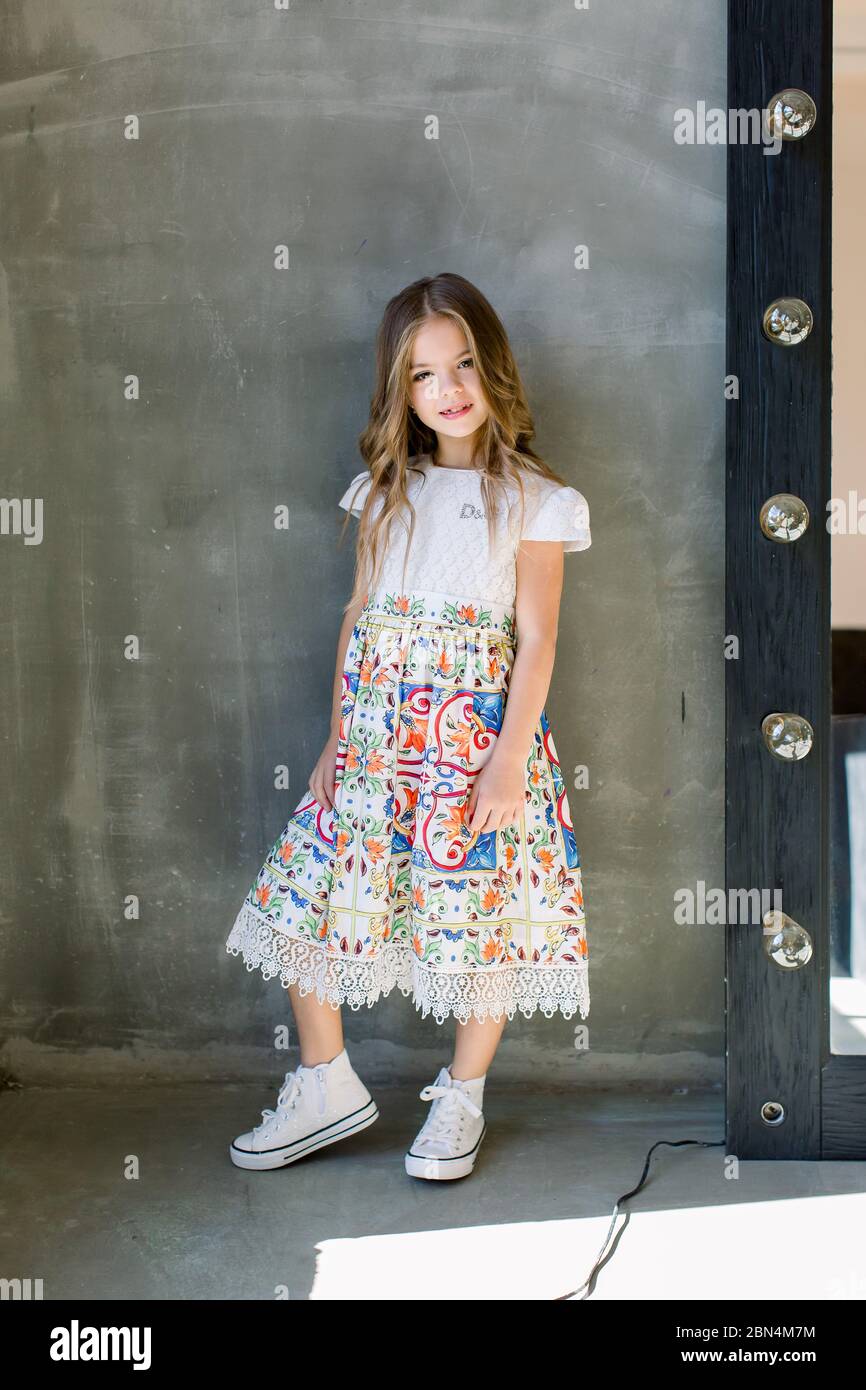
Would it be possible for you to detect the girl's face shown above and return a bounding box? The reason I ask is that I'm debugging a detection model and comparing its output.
[408,314,489,440]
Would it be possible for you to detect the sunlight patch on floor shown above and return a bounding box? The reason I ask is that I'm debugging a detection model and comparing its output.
[309,1193,866,1300]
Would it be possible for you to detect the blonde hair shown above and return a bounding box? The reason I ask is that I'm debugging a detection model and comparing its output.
[339,272,569,613]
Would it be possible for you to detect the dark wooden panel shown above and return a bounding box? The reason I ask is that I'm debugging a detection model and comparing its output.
[823,1056,866,1158]
[726,0,832,1156]
[829,714,866,975]
[832,631,866,715]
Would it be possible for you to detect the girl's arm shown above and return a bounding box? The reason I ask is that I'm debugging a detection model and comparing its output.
[309,591,368,812]
[465,542,565,835]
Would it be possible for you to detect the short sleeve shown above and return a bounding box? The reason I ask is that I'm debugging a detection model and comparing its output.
[338,469,372,517]
[521,483,591,552]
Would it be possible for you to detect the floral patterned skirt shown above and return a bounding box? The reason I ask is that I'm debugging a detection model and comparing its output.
[225,586,589,1025]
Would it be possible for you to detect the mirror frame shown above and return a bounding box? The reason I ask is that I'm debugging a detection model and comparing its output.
[725,1,865,1156]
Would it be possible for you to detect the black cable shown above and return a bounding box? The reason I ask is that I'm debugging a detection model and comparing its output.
[554,1137,728,1300]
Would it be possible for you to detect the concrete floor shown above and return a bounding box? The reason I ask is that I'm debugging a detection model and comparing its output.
[2,1079,866,1300]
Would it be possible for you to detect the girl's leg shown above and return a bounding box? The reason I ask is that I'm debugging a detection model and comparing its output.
[287,983,345,1068]
[450,1012,508,1080]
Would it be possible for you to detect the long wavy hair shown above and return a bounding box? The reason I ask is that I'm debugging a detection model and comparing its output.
[339,272,570,613]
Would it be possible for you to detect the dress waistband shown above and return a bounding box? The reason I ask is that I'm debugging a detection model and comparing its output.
[361,587,516,638]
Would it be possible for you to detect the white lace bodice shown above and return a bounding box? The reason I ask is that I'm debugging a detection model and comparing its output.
[338,454,590,607]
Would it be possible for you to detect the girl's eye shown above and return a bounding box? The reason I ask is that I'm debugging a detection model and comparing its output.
[412,359,473,382]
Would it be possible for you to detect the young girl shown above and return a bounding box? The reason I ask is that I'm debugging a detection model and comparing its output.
[226,272,591,1181]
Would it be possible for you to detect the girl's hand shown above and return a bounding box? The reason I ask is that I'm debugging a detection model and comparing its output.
[465,753,526,836]
[309,732,340,812]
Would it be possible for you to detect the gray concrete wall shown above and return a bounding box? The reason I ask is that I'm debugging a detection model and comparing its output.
[0,2,727,1087]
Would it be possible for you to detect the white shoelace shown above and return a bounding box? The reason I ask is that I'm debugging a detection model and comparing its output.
[417,1081,482,1152]
[254,1066,328,1133]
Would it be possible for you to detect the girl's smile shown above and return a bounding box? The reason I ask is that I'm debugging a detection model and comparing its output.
[439,403,473,419]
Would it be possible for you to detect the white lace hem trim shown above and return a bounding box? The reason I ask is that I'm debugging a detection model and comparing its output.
[225,903,590,1026]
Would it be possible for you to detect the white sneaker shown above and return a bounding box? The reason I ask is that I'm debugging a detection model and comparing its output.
[404,1065,487,1180]
[230,1047,379,1170]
